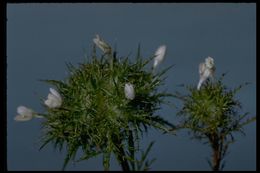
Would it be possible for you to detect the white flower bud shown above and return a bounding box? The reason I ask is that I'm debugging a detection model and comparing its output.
[44,88,62,108]
[197,56,215,90]
[93,34,111,54]
[153,45,166,69]
[205,56,214,69]
[14,106,34,121]
[124,83,135,100]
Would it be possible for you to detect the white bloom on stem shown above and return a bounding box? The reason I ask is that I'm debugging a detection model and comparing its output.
[44,88,62,108]
[153,45,167,69]
[14,106,43,121]
[93,34,111,54]
[197,56,216,90]
[14,106,34,121]
[124,83,135,100]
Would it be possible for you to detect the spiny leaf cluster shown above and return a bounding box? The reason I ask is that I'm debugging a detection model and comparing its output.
[176,74,254,138]
[174,73,255,170]
[39,46,174,170]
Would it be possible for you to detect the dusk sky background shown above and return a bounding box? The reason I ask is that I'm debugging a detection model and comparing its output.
[7,3,256,171]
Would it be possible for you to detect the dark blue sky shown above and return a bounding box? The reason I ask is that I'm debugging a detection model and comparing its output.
[7,3,256,171]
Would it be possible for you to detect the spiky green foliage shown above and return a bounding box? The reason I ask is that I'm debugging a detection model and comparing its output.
[39,45,174,170]
[173,73,256,170]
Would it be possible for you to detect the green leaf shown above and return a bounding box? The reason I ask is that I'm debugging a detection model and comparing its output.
[137,141,155,171]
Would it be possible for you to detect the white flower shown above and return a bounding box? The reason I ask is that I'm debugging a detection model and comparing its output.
[44,88,62,108]
[124,83,135,100]
[205,56,214,69]
[93,34,111,54]
[197,56,216,90]
[14,106,43,121]
[153,45,167,69]
[14,106,34,121]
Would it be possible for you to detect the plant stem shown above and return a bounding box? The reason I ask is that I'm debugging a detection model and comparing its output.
[103,151,110,171]
[116,145,130,171]
[104,167,109,171]
[112,134,130,171]
[212,145,221,171]
[209,132,221,171]
[109,53,113,71]
[128,130,135,170]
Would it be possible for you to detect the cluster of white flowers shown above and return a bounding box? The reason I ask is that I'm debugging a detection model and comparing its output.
[14,88,62,122]
[93,34,167,101]
[123,44,167,100]
[15,34,215,121]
